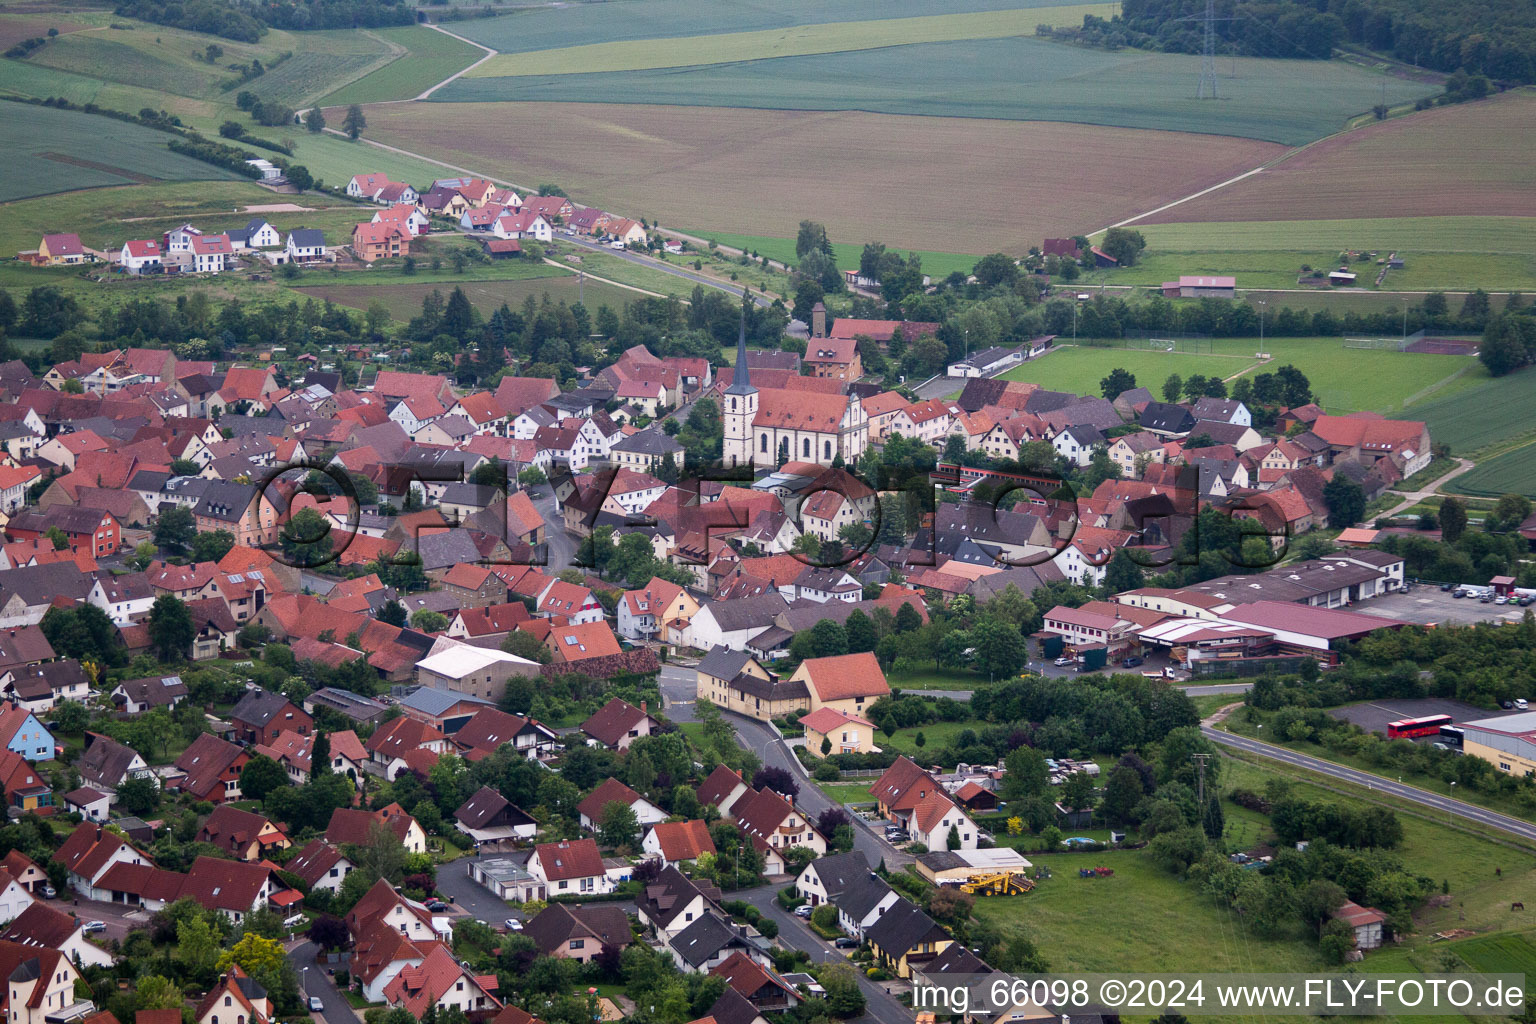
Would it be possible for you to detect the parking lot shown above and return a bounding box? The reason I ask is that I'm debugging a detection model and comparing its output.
[1329,697,1524,736]
[1352,587,1532,627]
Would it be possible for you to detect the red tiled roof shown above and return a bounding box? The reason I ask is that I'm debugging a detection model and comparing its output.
[533,837,604,881]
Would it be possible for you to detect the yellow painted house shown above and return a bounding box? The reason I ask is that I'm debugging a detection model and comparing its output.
[865,899,954,979]
[799,706,877,755]
[37,233,86,266]
[791,651,891,717]
[696,646,809,722]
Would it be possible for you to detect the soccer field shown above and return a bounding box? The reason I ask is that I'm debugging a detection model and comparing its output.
[999,337,1475,414]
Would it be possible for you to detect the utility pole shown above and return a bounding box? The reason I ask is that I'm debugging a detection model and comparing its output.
[1257,299,1266,358]
[1197,0,1218,99]
[1193,752,1211,816]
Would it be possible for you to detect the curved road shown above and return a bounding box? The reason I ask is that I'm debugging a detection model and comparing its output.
[1205,726,1536,843]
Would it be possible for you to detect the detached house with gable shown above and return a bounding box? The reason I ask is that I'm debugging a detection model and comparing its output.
[528,838,612,896]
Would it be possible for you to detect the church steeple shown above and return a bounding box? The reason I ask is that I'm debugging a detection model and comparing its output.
[724,302,756,396]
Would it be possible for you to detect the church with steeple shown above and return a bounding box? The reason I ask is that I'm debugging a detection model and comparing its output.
[722,314,868,469]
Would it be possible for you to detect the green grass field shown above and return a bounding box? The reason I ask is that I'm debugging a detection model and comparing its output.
[0,180,341,255]
[261,126,452,194]
[0,103,240,202]
[294,272,643,321]
[320,26,482,106]
[682,230,983,279]
[999,337,1475,414]
[1130,217,1536,256]
[1447,442,1536,499]
[469,7,1105,78]
[446,0,1050,54]
[435,36,1436,147]
[1393,367,1536,455]
[1446,933,1536,975]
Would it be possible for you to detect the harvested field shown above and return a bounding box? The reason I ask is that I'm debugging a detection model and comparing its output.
[294,275,644,321]
[1138,92,1536,224]
[437,37,1436,145]
[363,102,1284,253]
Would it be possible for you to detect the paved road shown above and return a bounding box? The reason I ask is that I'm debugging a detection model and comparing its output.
[735,884,912,1024]
[1204,726,1536,843]
[1378,457,1475,519]
[661,664,908,868]
[532,490,575,572]
[53,895,147,944]
[562,236,775,306]
[290,939,356,1024]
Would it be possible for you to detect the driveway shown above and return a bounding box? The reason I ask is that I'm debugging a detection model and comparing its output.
[288,939,357,1024]
[52,895,148,944]
[436,856,523,927]
[735,884,912,1024]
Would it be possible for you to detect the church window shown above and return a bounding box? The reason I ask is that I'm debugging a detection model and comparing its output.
[761,434,768,452]
[802,438,810,457]
[825,440,832,460]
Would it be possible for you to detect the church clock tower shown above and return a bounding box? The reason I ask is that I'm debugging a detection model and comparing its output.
[722,309,758,468]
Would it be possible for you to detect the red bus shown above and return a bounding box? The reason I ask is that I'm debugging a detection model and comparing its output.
[1387,715,1453,739]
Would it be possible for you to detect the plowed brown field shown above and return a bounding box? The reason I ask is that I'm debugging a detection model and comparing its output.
[362,101,1285,252]
[1140,91,1536,225]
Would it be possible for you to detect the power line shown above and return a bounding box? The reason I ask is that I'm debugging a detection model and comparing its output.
[1197,0,1218,98]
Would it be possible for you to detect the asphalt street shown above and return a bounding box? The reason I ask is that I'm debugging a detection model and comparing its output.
[1204,726,1536,842]
[532,489,575,572]
[436,856,525,927]
[736,884,912,1024]
[662,664,909,868]
[290,938,353,1024]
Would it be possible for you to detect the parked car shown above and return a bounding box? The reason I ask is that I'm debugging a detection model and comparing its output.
[1054,656,1074,666]
[1503,700,1515,709]
[1517,699,1529,710]
[1521,596,1534,606]
[609,240,626,250]
[309,998,324,1013]
[1453,589,1467,598]
[1480,594,1493,603]
[1496,596,1509,605]
[427,900,448,911]
[1441,583,1454,592]
[834,937,859,949]
[82,921,106,934]
[794,905,813,918]
[1122,656,1144,668]
[504,918,523,932]
[41,885,55,899]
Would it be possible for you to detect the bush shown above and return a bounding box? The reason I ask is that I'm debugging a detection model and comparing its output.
[813,761,841,781]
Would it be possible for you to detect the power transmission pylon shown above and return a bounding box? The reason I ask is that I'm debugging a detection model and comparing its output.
[1193,752,1211,810]
[1197,0,1218,99]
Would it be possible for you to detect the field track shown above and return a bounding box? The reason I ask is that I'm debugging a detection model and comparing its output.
[1139,91,1536,224]
[363,102,1283,253]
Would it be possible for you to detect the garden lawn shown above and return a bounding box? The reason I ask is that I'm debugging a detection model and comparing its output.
[886,665,990,692]
[293,273,641,323]
[320,26,483,106]
[972,848,1325,972]
[877,719,987,756]
[816,782,878,806]
[1001,337,1474,414]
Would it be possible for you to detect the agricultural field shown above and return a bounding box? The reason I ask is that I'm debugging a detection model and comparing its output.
[0,12,90,48]
[468,8,1105,79]
[1444,933,1536,976]
[445,0,1052,54]
[1395,368,1536,455]
[0,103,239,202]
[436,36,1435,147]
[294,273,644,322]
[363,102,1284,254]
[319,26,483,106]
[1139,91,1536,225]
[999,337,1475,414]
[1446,442,1536,499]
[683,230,983,279]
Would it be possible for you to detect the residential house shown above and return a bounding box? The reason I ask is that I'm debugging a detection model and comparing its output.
[452,707,560,764]
[636,865,724,942]
[641,820,716,868]
[120,239,163,275]
[196,805,289,861]
[580,697,659,751]
[0,705,53,762]
[194,966,273,1024]
[694,646,807,722]
[327,804,427,855]
[172,733,249,804]
[285,229,326,263]
[798,707,876,756]
[0,937,83,1024]
[522,903,632,963]
[383,944,501,1017]
[865,899,953,979]
[577,777,667,832]
[528,838,613,897]
[36,233,86,266]
[287,839,354,893]
[189,234,233,274]
[794,851,898,938]
[110,674,188,715]
[0,901,114,968]
[711,952,800,1013]
[352,222,409,262]
[229,689,311,746]
[453,786,537,844]
[77,732,153,795]
[790,651,890,717]
[617,579,698,643]
[415,641,541,702]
